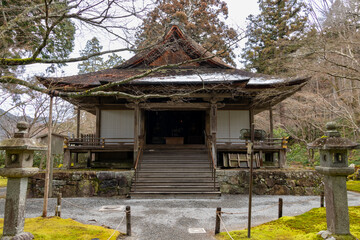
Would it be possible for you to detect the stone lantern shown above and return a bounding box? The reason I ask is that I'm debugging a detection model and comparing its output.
[308,122,357,236]
[0,122,46,240]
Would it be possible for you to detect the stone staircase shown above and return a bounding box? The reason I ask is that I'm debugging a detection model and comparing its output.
[130,146,220,198]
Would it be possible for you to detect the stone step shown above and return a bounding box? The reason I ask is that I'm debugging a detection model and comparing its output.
[130,192,221,199]
[136,169,213,173]
[136,172,213,178]
[131,147,218,198]
[140,163,210,167]
[131,186,220,192]
[133,182,219,186]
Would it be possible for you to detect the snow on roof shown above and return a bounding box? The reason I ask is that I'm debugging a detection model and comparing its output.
[247,77,285,85]
[134,73,249,83]
[134,73,287,86]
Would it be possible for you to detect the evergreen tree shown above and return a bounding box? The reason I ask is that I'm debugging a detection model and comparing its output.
[242,0,308,74]
[135,0,238,66]
[78,37,124,74]
[0,0,75,60]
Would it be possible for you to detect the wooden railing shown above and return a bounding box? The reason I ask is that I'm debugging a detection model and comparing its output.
[205,134,217,191]
[133,137,144,191]
[216,137,287,149]
[64,134,134,148]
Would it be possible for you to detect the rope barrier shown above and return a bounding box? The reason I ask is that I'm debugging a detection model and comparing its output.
[218,214,234,240]
[61,198,101,215]
[61,198,127,239]
[107,214,126,240]
[220,202,279,215]
[220,196,318,216]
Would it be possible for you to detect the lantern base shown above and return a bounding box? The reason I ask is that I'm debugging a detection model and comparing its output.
[1,232,34,240]
[0,168,39,178]
[315,166,354,176]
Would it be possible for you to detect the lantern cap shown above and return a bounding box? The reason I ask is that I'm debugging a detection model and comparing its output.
[308,122,359,150]
[0,122,47,151]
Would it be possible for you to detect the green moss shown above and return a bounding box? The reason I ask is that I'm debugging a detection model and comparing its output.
[0,217,123,240]
[0,178,7,188]
[347,180,360,193]
[51,169,130,173]
[0,57,42,65]
[217,207,360,240]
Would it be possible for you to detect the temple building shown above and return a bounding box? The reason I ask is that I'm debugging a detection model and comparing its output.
[37,24,308,196]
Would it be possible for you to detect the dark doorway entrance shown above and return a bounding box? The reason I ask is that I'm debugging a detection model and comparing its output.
[145,110,205,144]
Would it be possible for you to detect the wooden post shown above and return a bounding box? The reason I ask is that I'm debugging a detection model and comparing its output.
[76,108,80,138]
[278,198,283,218]
[215,207,221,234]
[140,109,145,143]
[247,108,254,238]
[55,193,62,217]
[49,154,54,198]
[279,149,286,168]
[320,192,324,207]
[75,107,80,164]
[134,102,140,164]
[126,206,131,236]
[210,102,218,166]
[269,107,274,139]
[63,149,71,169]
[95,106,101,162]
[43,95,53,217]
[95,106,100,138]
[268,108,275,167]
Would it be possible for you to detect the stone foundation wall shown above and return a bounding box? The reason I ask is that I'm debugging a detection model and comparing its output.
[217,169,323,195]
[28,170,134,198]
[27,169,323,198]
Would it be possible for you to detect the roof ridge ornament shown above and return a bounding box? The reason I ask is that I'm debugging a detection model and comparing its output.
[169,15,187,34]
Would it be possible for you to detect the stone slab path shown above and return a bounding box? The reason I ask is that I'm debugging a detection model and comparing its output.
[0,192,359,240]
[0,187,5,198]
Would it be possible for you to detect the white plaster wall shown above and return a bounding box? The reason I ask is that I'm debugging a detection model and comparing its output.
[217,110,250,142]
[100,110,134,141]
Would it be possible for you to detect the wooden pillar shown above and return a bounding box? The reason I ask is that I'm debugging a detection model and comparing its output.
[76,108,80,138]
[279,149,286,168]
[95,106,100,162]
[247,107,255,238]
[75,108,80,164]
[210,102,217,166]
[63,149,71,169]
[140,109,145,144]
[43,95,53,217]
[269,107,273,139]
[133,102,140,163]
[95,106,100,138]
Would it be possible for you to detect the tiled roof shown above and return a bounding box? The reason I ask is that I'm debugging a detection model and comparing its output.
[37,24,309,92]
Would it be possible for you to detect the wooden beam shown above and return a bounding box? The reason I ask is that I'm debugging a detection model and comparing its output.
[139,102,211,109]
[97,104,130,110]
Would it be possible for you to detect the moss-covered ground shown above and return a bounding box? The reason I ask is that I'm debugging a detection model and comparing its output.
[0,217,123,240]
[347,180,360,193]
[217,207,360,240]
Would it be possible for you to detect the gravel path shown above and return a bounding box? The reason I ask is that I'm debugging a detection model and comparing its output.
[0,192,359,240]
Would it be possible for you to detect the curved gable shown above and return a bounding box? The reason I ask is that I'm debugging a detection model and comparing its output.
[117,25,232,69]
